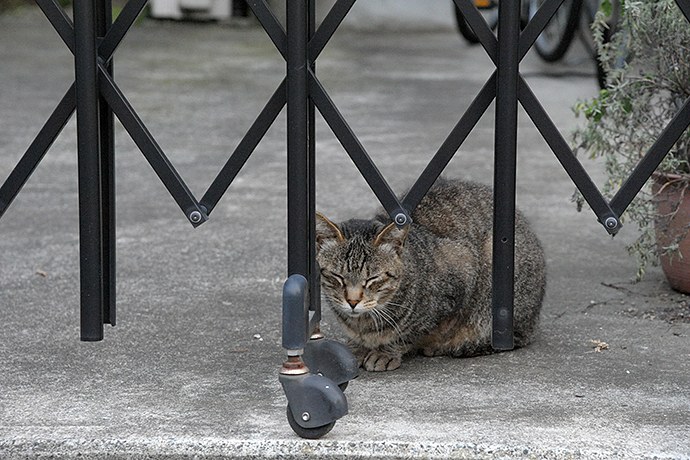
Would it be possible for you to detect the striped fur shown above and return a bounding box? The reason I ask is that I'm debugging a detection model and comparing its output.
[316,179,546,372]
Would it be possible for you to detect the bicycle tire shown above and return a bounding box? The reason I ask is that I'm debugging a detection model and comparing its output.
[578,0,599,56]
[578,0,623,88]
[529,0,582,62]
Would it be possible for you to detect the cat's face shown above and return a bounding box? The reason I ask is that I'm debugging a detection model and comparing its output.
[315,213,408,318]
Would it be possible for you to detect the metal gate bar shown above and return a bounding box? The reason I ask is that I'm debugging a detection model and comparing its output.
[402,73,497,212]
[286,0,310,279]
[97,0,117,329]
[308,74,410,226]
[492,0,521,350]
[307,0,320,323]
[73,0,108,339]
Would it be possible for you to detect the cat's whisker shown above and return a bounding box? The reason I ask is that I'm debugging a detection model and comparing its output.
[383,301,414,312]
[368,309,386,336]
[370,310,383,335]
[374,307,405,343]
[381,303,414,326]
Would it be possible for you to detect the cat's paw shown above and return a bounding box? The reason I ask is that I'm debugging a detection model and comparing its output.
[362,351,402,372]
[421,347,443,357]
[347,343,370,365]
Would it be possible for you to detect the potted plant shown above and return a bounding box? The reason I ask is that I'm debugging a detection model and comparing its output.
[573,0,690,293]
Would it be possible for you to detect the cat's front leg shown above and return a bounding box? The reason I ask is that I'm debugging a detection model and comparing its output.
[347,341,371,367]
[347,341,402,371]
[362,349,402,371]
[348,340,411,371]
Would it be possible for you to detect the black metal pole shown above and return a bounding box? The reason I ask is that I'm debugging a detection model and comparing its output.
[73,0,104,341]
[492,0,521,350]
[286,0,309,279]
[307,0,321,324]
[96,0,116,327]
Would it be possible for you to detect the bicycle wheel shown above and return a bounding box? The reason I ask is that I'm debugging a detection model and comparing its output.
[528,0,582,62]
[579,0,622,88]
[578,0,599,56]
[454,1,499,45]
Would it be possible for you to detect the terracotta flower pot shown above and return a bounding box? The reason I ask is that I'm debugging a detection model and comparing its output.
[652,173,690,294]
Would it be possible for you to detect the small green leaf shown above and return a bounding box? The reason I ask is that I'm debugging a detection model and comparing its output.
[600,0,613,17]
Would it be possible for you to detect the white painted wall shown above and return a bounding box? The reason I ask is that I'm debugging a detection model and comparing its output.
[148,0,457,30]
[268,0,456,31]
[149,0,231,20]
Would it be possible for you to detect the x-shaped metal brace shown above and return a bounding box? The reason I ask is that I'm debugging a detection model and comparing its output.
[403,0,690,236]
[181,0,690,353]
[206,0,690,236]
[4,0,690,344]
[0,0,207,227]
[201,0,411,226]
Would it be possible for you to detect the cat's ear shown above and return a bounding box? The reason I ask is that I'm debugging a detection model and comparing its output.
[373,222,409,255]
[315,212,345,250]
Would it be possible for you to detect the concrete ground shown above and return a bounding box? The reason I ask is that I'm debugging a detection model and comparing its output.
[1,5,689,459]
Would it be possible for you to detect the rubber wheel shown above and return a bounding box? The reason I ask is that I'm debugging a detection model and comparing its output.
[286,405,336,439]
[530,0,582,62]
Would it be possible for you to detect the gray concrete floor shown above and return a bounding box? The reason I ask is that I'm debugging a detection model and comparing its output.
[0,6,689,459]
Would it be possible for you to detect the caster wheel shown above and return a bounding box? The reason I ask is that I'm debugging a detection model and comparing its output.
[286,405,336,439]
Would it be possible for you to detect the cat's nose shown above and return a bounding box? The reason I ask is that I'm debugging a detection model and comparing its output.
[345,287,363,309]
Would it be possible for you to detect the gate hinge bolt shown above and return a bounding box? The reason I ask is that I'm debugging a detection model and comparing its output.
[394,213,408,226]
[604,217,618,230]
[189,211,203,224]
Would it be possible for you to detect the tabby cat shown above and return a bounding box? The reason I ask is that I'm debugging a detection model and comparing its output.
[316,178,546,371]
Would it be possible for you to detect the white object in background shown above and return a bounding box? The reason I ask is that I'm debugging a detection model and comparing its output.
[149,0,231,20]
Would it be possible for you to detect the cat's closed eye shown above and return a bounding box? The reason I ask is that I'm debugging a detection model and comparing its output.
[364,276,380,289]
[321,269,344,286]
[367,271,399,287]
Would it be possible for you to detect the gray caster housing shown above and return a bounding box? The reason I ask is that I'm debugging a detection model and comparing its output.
[303,336,359,391]
[280,275,352,439]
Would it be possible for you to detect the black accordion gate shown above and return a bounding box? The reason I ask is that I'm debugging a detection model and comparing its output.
[1,0,690,438]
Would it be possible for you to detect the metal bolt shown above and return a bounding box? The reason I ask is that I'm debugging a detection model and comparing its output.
[189,211,202,224]
[394,213,408,226]
[605,217,618,229]
[301,412,311,422]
